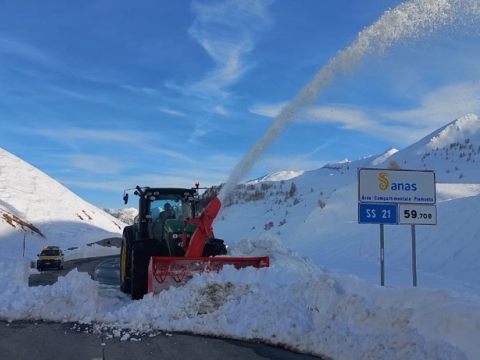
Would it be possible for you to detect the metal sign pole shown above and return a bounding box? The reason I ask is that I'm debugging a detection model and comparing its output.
[380,224,385,286]
[411,224,417,287]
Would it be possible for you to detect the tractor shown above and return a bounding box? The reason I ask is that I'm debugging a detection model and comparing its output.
[120,185,269,300]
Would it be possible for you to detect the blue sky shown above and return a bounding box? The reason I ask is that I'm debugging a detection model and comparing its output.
[1,0,479,209]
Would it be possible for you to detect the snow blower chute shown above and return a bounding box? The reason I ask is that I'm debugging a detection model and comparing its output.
[120,185,269,300]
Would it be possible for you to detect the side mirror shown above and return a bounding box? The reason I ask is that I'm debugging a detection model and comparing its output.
[123,193,129,204]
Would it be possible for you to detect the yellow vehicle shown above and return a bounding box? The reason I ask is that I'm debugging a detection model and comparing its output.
[37,246,64,271]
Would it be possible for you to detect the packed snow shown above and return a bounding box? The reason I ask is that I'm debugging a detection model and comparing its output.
[0,239,474,360]
[1,115,480,359]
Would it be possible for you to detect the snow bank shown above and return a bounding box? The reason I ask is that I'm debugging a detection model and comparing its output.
[64,243,120,261]
[1,240,475,359]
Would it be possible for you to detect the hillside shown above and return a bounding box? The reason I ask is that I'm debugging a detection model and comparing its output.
[387,113,480,182]
[214,113,480,293]
[0,148,125,259]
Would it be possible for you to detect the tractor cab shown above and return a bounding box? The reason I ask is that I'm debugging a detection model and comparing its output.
[125,187,199,257]
[145,191,198,257]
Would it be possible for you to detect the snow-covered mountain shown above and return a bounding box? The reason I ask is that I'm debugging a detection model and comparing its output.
[386,113,480,181]
[247,170,305,184]
[103,207,138,225]
[0,148,125,258]
[108,113,480,245]
[215,113,480,293]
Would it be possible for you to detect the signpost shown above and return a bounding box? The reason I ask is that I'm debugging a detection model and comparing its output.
[358,168,436,287]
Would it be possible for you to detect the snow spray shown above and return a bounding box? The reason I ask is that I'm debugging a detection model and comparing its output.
[218,0,480,203]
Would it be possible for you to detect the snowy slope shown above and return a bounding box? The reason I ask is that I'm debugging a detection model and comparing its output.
[0,148,125,259]
[386,113,480,182]
[247,170,305,184]
[215,114,480,293]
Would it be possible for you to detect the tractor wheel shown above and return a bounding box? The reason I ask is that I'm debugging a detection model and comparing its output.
[202,238,227,257]
[130,241,150,300]
[120,227,134,294]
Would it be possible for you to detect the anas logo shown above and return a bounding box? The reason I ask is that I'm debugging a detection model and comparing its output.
[378,172,389,191]
[378,171,418,192]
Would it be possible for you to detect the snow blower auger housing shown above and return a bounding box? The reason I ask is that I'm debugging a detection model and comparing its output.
[120,185,269,300]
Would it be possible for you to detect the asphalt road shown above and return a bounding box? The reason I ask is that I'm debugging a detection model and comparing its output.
[19,256,326,360]
[28,255,119,287]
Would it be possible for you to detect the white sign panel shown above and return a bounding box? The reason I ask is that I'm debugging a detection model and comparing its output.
[358,168,436,204]
[399,204,437,225]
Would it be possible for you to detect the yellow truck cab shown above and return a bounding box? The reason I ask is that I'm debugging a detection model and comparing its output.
[37,246,64,271]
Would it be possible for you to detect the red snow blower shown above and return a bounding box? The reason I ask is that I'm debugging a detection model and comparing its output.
[120,185,269,300]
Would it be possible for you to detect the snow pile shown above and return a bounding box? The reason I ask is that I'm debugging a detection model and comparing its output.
[63,243,120,261]
[0,239,475,360]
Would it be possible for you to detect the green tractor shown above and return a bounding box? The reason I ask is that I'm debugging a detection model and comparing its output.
[120,185,227,300]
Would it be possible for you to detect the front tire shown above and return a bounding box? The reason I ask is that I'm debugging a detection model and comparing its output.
[120,227,134,294]
[130,241,151,300]
[202,238,227,257]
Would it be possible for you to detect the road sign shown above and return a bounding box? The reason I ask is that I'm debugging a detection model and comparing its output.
[357,168,437,287]
[399,204,437,225]
[358,168,436,204]
[358,203,398,225]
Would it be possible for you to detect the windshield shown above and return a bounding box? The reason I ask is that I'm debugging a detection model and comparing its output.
[40,250,60,256]
[149,197,192,221]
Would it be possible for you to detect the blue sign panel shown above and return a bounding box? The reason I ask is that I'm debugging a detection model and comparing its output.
[358,203,398,225]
